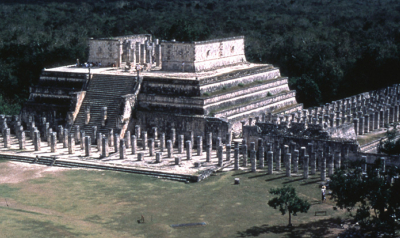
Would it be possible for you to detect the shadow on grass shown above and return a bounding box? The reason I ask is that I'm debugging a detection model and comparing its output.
[233,171,253,176]
[282,177,304,184]
[265,175,286,182]
[248,173,269,179]
[300,178,322,186]
[237,217,342,238]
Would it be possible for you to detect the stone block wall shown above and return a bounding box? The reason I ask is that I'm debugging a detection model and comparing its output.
[161,36,246,72]
[88,39,121,66]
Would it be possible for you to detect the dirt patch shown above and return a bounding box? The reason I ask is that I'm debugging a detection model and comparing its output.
[0,161,77,184]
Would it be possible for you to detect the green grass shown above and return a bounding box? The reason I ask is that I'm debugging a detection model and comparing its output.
[357,131,386,146]
[0,162,348,237]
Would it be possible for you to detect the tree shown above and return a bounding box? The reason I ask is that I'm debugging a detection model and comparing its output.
[379,124,400,155]
[329,161,400,236]
[268,185,311,227]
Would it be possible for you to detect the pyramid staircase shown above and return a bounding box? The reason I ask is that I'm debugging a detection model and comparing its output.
[72,74,138,136]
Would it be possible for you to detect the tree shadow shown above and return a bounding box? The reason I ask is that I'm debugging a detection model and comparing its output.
[236,217,342,238]
[300,177,321,186]
[282,177,304,184]
[265,175,286,182]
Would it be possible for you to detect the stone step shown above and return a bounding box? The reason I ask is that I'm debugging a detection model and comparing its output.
[204,84,290,115]
[72,74,138,136]
[213,91,297,119]
[199,67,281,94]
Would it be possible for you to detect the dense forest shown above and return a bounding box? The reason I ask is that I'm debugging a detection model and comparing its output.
[1,0,400,114]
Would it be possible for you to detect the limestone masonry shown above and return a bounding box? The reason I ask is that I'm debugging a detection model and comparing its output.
[0,35,398,182]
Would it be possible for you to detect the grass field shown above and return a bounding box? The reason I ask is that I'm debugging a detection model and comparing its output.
[0,160,348,238]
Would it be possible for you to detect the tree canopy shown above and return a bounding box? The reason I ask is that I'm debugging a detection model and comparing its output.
[329,160,400,236]
[268,185,310,226]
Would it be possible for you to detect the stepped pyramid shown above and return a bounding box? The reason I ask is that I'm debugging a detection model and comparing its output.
[21,35,302,143]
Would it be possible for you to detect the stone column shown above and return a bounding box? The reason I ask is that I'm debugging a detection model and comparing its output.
[207,132,212,148]
[275,148,281,171]
[328,154,334,177]
[51,132,57,152]
[206,144,211,162]
[85,136,91,157]
[160,133,165,152]
[138,153,144,161]
[114,133,119,153]
[63,129,69,148]
[250,149,256,172]
[148,138,154,156]
[380,110,384,128]
[385,109,390,126]
[242,143,248,167]
[364,115,369,134]
[125,131,131,149]
[300,147,306,166]
[389,106,394,123]
[85,106,90,125]
[138,130,146,149]
[375,111,380,130]
[293,150,299,173]
[226,132,232,146]
[175,157,181,165]
[68,133,75,154]
[178,135,184,154]
[334,151,341,171]
[152,127,158,140]
[167,140,173,158]
[361,156,367,173]
[57,125,63,142]
[80,130,86,150]
[47,128,52,146]
[369,113,374,131]
[216,137,222,148]
[97,132,102,152]
[358,117,364,135]
[92,126,97,145]
[108,129,114,147]
[217,145,223,166]
[19,131,26,150]
[120,139,126,160]
[303,155,309,179]
[156,152,162,163]
[258,144,264,168]
[101,136,109,158]
[186,140,192,160]
[34,130,41,151]
[353,118,359,135]
[380,157,386,172]
[170,128,176,146]
[131,135,137,155]
[101,107,107,126]
[234,148,239,170]
[135,125,141,138]
[226,144,231,161]
[3,128,10,148]
[321,155,326,181]
[310,152,316,175]
[74,125,80,143]
[197,136,203,156]
[267,151,273,174]
[285,153,291,177]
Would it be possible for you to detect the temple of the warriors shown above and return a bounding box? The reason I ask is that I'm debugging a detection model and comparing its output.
[1,35,399,182]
